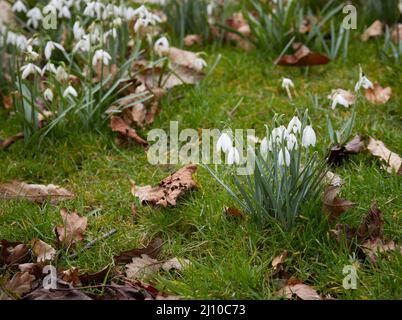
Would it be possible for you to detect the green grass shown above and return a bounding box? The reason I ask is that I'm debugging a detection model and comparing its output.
[0,41,401,299]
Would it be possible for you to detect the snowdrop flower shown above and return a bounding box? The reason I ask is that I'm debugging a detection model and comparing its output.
[63,86,78,98]
[44,88,53,102]
[41,62,57,76]
[73,22,85,40]
[247,135,260,144]
[26,45,40,60]
[330,93,351,110]
[216,133,232,153]
[12,0,27,13]
[55,66,68,82]
[103,28,117,42]
[287,116,301,134]
[27,8,43,29]
[260,137,269,156]
[271,126,289,145]
[154,36,169,55]
[286,133,298,150]
[92,49,112,67]
[84,1,104,19]
[301,125,316,148]
[44,41,65,60]
[278,148,291,166]
[354,67,373,92]
[20,63,41,79]
[194,58,207,71]
[73,35,90,52]
[227,147,241,165]
[133,5,162,32]
[58,6,71,19]
[281,77,294,100]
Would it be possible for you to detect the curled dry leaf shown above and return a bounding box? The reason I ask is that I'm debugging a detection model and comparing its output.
[162,47,206,72]
[356,202,384,241]
[367,137,401,174]
[361,20,383,41]
[0,132,24,150]
[361,239,401,263]
[110,116,149,147]
[272,251,288,273]
[115,238,163,264]
[323,186,355,222]
[126,254,160,279]
[391,24,402,44]
[134,164,197,207]
[32,239,56,263]
[223,206,244,218]
[364,83,392,105]
[344,135,366,154]
[5,272,35,297]
[324,171,344,187]
[277,283,322,300]
[184,34,203,47]
[0,181,74,204]
[327,135,365,165]
[56,208,88,247]
[275,42,330,66]
[225,12,253,51]
[0,240,31,266]
[161,257,191,272]
[1,94,12,109]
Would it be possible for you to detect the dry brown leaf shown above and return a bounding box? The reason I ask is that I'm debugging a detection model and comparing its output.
[361,239,400,263]
[356,202,384,241]
[161,257,191,271]
[0,240,31,266]
[223,206,244,218]
[126,254,161,279]
[225,12,253,51]
[0,132,24,150]
[31,239,56,263]
[323,186,355,222]
[345,135,366,153]
[1,94,12,109]
[278,283,322,300]
[327,135,365,165]
[367,137,401,174]
[364,83,392,105]
[110,116,149,147]
[184,34,203,47]
[272,251,288,272]
[275,42,330,66]
[391,24,402,43]
[134,164,197,207]
[56,208,88,247]
[164,47,206,71]
[115,238,163,264]
[5,272,35,297]
[361,20,383,41]
[0,181,74,203]
[324,171,344,187]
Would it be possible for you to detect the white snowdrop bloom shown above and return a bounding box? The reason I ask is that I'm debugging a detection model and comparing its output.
[133,5,161,32]
[216,133,232,153]
[73,22,85,40]
[247,135,260,144]
[27,8,43,29]
[194,58,207,71]
[44,88,53,102]
[260,137,269,155]
[287,116,301,134]
[41,62,57,76]
[73,35,90,52]
[301,125,316,148]
[26,45,40,60]
[112,17,123,26]
[154,36,169,55]
[103,28,117,42]
[20,63,41,79]
[63,86,78,98]
[281,77,294,89]
[330,93,351,110]
[286,133,298,151]
[58,6,71,19]
[55,66,68,82]
[271,125,289,145]
[90,26,101,43]
[278,147,291,167]
[12,0,27,13]
[44,41,65,60]
[92,49,112,67]
[227,147,241,165]
[355,66,373,92]
[124,7,136,20]
[83,1,104,19]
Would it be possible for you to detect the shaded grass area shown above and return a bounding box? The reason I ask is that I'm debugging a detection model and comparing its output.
[0,41,401,299]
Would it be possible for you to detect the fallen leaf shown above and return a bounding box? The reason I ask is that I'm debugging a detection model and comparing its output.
[0,240,31,266]
[225,12,253,51]
[367,137,401,174]
[1,94,12,109]
[323,186,355,221]
[0,132,24,150]
[23,284,92,300]
[55,208,88,247]
[100,282,148,300]
[327,135,365,165]
[115,238,163,264]
[324,171,344,187]
[275,42,330,66]
[79,266,111,286]
[110,116,149,147]
[134,164,197,207]
[5,272,35,297]
[361,239,400,263]
[391,24,402,44]
[356,202,384,241]
[161,257,191,271]
[184,34,202,47]
[0,181,74,203]
[345,135,366,153]
[223,206,244,218]
[32,239,56,263]
[272,251,288,272]
[161,47,207,71]
[278,283,322,300]
[361,20,383,41]
[126,254,160,279]
[364,83,392,105]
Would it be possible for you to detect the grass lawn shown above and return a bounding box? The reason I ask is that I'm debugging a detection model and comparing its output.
[1,41,401,299]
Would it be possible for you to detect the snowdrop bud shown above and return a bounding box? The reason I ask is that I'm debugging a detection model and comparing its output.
[27,8,43,29]
[302,125,316,148]
[44,88,53,101]
[154,36,169,55]
[194,58,207,71]
[278,148,290,166]
[281,77,294,89]
[63,86,78,98]
[355,67,373,92]
[227,147,241,165]
[287,116,301,134]
[216,133,232,153]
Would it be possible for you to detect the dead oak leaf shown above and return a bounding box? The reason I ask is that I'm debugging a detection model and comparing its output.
[275,42,330,66]
[0,132,24,150]
[361,239,400,263]
[0,181,74,204]
[161,257,191,272]
[356,202,384,241]
[32,239,56,263]
[184,34,203,47]
[323,186,355,222]
[55,208,88,247]
[391,24,402,44]
[361,20,383,41]
[110,116,149,147]
[134,164,197,207]
[367,137,401,174]
[126,254,161,279]
[365,83,392,105]
[115,238,163,264]
[277,283,322,300]
[0,240,31,266]
[272,251,288,273]
[5,272,35,297]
